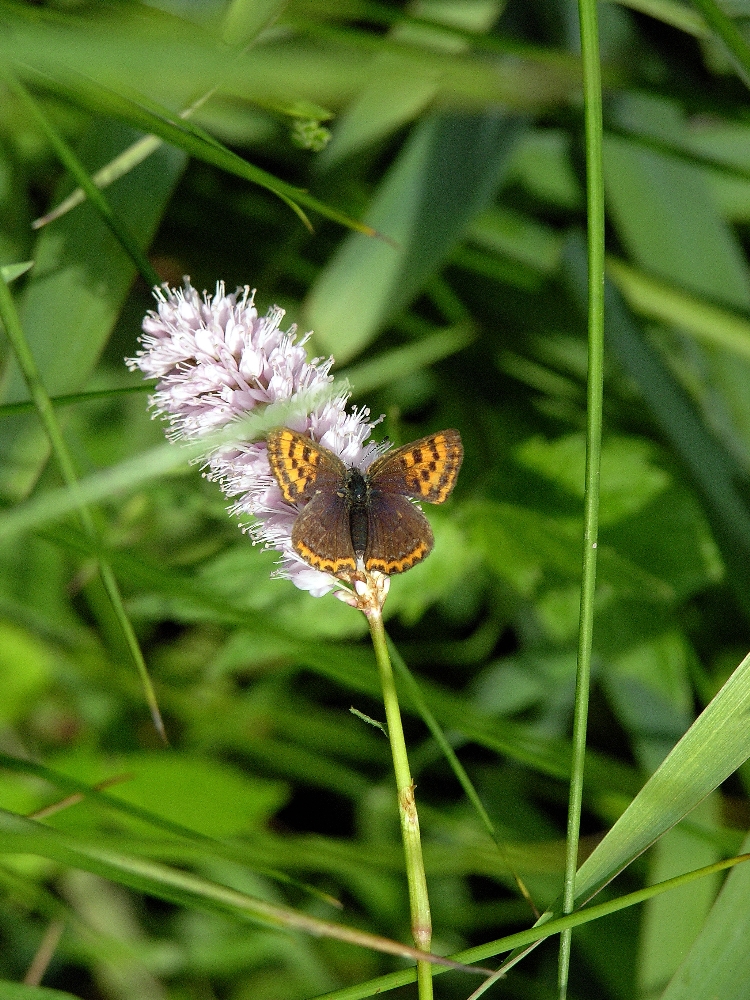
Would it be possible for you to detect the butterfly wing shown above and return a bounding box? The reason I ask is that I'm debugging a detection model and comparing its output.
[268,426,462,578]
[364,493,434,575]
[267,428,346,505]
[291,491,357,576]
[368,429,463,504]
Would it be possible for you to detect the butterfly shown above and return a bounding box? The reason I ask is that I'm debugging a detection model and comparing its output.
[266,427,463,577]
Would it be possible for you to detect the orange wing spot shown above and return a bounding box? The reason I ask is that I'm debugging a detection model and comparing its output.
[295,540,356,576]
[366,539,430,575]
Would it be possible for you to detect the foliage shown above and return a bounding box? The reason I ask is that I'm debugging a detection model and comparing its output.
[2,1,750,998]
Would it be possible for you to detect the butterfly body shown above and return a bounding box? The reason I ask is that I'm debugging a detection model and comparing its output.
[341,467,371,558]
[266,427,463,577]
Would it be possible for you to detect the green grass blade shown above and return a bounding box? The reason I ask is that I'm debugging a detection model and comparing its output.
[573,649,750,904]
[607,256,750,361]
[0,268,166,739]
[606,0,705,37]
[22,67,376,237]
[2,70,160,288]
[661,832,750,999]
[0,122,184,500]
[307,855,750,1000]
[689,0,750,84]
[340,324,474,396]
[0,810,486,976]
[0,384,151,419]
[0,385,338,541]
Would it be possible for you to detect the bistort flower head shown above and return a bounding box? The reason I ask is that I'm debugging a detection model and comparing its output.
[127,279,382,598]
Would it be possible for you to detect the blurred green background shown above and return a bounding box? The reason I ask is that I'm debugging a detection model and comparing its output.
[2,0,750,998]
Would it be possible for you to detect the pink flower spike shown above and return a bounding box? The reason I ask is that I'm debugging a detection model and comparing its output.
[127,279,380,597]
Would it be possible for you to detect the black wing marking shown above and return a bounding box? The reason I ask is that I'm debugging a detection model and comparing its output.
[267,428,346,505]
[368,429,463,503]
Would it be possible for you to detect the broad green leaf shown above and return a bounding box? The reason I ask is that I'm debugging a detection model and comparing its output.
[221,0,289,46]
[468,206,563,275]
[607,257,750,362]
[689,0,750,86]
[465,500,674,602]
[600,486,723,600]
[661,830,750,1000]
[604,117,750,455]
[0,984,81,1000]
[305,111,524,361]
[0,262,33,283]
[603,132,750,309]
[606,0,706,37]
[686,120,750,172]
[516,433,670,525]
[506,128,584,209]
[46,752,288,838]
[338,323,473,397]
[0,621,54,723]
[610,94,750,221]
[704,167,750,222]
[573,648,750,904]
[321,61,437,168]
[604,631,696,770]
[382,512,477,624]
[636,801,720,996]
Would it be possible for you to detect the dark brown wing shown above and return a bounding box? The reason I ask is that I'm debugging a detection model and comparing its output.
[267,428,346,505]
[368,429,463,504]
[291,491,357,576]
[364,493,434,575]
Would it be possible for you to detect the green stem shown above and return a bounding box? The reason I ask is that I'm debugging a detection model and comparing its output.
[559,1,606,997]
[366,607,433,1000]
[387,635,537,916]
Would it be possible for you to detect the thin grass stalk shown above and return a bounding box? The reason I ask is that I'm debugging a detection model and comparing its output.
[559,0,606,996]
[366,609,433,1000]
[0,271,166,741]
[0,383,152,419]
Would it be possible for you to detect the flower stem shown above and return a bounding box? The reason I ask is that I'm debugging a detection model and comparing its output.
[365,606,433,1000]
